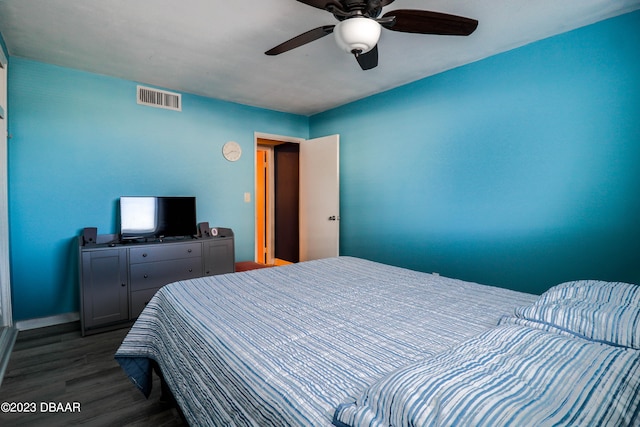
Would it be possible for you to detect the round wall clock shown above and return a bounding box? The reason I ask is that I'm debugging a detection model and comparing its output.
[222,141,242,162]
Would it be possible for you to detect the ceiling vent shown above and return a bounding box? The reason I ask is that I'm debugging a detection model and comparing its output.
[137,85,181,111]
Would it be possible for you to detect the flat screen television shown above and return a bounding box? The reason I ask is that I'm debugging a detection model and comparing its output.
[120,196,197,240]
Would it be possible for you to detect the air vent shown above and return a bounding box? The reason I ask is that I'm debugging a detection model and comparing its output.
[137,85,181,111]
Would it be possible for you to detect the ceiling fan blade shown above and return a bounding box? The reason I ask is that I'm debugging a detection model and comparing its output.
[265,26,335,56]
[296,0,342,11]
[382,9,478,36]
[296,0,396,16]
[356,45,378,70]
[364,0,396,18]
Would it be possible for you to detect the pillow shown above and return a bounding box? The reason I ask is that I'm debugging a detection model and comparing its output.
[509,280,640,349]
[332,324,640,427]
[537,280,640,306]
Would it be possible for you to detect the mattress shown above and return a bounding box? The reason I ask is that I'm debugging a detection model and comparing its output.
[115,256,536,426]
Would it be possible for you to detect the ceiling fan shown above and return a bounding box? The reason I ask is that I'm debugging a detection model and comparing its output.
[265,0,478,70]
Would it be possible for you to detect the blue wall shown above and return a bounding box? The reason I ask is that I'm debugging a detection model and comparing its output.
[7,60,308,321]
[311,11,640,295]
[7,10,640,322]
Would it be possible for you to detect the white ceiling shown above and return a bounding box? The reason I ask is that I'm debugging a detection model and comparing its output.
[1,0,639,116]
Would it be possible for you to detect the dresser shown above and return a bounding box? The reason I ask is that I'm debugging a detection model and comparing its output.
[78,231,234,336]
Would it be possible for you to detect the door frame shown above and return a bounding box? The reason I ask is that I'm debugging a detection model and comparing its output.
[0,50,12,327]
[254,132,304,264]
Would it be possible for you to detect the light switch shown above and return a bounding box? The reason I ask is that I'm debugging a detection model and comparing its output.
[244,192,251,203]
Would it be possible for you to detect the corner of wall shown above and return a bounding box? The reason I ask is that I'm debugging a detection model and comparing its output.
[0,33,8,63]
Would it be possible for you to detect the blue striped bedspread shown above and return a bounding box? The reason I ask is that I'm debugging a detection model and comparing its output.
[115,256,536,426]
[332,324,640,427]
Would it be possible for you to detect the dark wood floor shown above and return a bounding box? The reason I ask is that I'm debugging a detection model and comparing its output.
[0,322,186,426]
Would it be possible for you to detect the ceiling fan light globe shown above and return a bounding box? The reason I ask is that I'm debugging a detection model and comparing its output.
[334,17,381,55]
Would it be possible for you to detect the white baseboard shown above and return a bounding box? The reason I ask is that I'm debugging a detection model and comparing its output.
[15,312,80,331]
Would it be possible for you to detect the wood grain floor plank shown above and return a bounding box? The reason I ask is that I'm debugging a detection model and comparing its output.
[0,323,185,426]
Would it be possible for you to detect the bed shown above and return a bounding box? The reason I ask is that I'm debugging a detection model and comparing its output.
[115,256,640,426]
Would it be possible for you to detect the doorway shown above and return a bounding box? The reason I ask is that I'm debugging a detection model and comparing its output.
[256,137,300,265]
[254,133,340,265]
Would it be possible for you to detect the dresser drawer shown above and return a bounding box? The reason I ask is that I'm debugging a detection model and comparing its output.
[130,258,202,291]
[130,288,159,318]
[129,242,201,264]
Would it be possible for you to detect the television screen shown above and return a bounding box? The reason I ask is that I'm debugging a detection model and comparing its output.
[120,196,196,240]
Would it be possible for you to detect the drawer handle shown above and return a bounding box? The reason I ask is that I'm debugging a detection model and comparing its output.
[121,283,126,287]
[144,274,148,279]
[187,249,192,253]
[142,253,148,257]
[188,268,193,272]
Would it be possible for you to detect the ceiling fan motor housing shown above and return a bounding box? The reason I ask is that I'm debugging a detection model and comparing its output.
[334,17,381,54]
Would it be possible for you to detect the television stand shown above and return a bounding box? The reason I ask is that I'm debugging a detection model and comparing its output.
[156,235,194,242]
[78,230,235,336]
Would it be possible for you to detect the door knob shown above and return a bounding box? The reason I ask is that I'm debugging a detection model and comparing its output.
[328,216,336,221]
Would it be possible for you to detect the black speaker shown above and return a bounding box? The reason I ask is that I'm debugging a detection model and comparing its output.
[198,222,211,238]
[82,227,97,245]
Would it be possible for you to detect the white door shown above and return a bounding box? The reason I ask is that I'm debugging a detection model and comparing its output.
[299,134,340,261]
